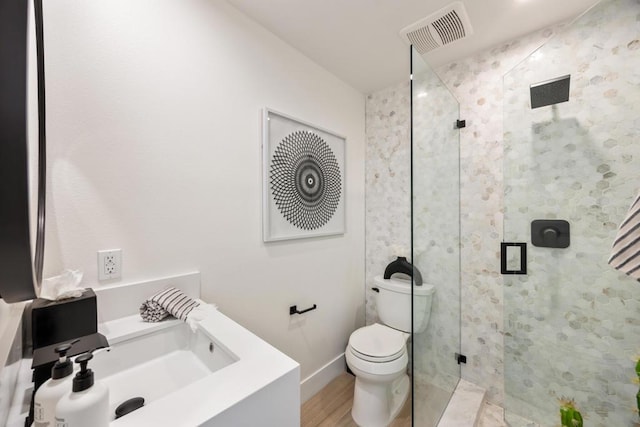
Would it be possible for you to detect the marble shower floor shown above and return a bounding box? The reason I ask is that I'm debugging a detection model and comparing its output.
[477,402,540,427]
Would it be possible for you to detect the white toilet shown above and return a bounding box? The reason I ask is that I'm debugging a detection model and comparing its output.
[346,275,435,427]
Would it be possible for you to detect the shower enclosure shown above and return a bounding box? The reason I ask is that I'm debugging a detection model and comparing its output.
[410,47,461,427]
[409,0,639,425]
[503,0,640,425]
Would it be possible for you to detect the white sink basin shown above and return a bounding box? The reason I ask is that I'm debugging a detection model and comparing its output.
[94,308,299,426]
[92,319,237,421]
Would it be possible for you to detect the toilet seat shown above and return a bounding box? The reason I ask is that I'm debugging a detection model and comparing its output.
[348,323,407,363]
[349,346,405,363]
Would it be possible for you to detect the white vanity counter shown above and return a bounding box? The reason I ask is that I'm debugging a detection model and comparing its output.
[104,309,300,426]
[8,273,300,427]
[97,273,300,427]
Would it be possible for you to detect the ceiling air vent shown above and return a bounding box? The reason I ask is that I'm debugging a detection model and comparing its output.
[399,1,473,54]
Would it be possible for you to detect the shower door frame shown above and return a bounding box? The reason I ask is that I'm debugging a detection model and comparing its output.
[409,46,464,427]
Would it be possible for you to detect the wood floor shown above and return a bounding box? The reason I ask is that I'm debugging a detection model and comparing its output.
[301,373,412,427]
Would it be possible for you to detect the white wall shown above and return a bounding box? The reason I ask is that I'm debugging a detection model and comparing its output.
[41,0,365,392]
[0,300,24,427]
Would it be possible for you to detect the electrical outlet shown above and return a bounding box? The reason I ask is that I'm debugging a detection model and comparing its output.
[98,249,122,280]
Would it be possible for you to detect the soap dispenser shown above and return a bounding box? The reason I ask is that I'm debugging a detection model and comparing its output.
[55,351,109,427]
[33,341,77,426]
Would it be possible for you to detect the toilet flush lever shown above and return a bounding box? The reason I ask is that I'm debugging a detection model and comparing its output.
[289,304,317,315]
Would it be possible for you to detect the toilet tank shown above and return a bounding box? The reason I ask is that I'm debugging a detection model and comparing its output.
[374,275,435,333]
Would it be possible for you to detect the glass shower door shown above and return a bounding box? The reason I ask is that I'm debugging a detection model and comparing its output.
[503,0,640,425]
[411,46,461,427]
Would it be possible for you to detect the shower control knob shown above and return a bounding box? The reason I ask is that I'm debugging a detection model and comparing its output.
[531,219,570,248]
[542,227,558,244]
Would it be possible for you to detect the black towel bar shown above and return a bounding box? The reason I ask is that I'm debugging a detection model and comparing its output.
[289,304,317,315]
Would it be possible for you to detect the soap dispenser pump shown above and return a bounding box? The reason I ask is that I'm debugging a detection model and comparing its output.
[33,341,77,426]
[55,351,109,427]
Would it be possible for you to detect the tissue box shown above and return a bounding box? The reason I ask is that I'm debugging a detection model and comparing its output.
[31,288,97,349]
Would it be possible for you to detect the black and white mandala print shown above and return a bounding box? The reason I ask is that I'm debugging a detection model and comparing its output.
[270,130,342,230]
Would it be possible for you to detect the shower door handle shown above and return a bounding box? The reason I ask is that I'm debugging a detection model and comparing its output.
[500,242,527,275]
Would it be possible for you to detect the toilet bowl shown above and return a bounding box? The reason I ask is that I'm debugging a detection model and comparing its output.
[346,276,434,427]
[346,323,410,427]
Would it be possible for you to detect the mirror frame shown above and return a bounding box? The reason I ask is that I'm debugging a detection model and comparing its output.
[0,0,46,303]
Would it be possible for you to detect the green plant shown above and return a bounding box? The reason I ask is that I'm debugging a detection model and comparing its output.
[635,358,640,418]
[559,398,583,427]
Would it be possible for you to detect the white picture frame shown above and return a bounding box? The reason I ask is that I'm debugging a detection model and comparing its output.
[262,109,345,242]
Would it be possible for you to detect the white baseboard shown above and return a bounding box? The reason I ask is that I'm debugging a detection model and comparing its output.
[300,353,346,403]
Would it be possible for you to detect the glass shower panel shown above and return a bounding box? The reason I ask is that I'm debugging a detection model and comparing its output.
[503,0,640,425]
[411,46,461,427]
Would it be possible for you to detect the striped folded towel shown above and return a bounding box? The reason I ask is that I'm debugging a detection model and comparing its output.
[608,191,640,281]
[139,287,200,322]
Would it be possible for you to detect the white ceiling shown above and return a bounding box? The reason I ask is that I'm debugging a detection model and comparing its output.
[227,0,598,94]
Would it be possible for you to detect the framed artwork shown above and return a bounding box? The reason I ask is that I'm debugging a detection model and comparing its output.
[262,109,345,242]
